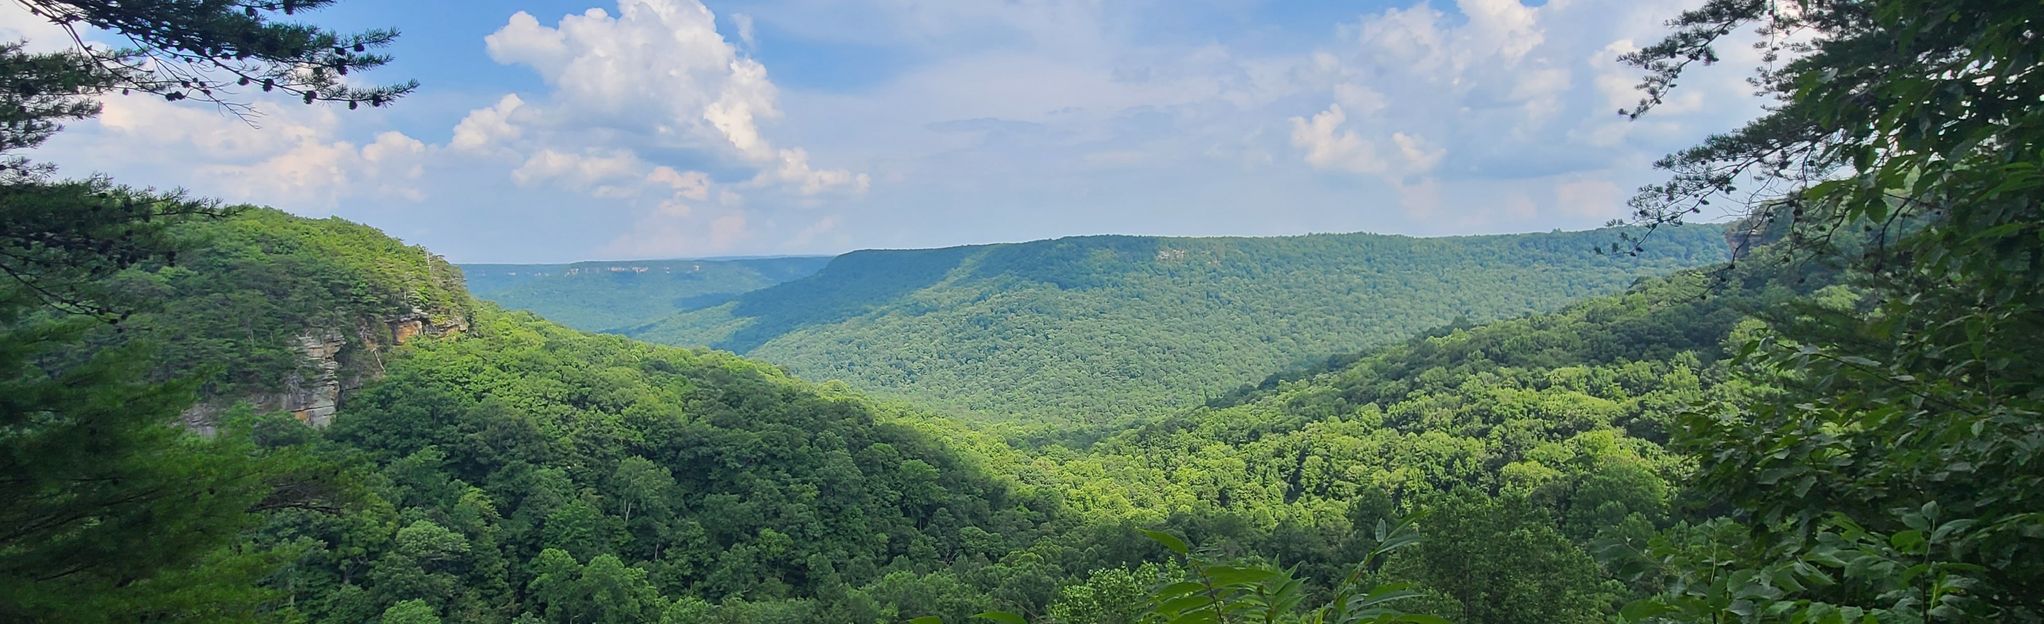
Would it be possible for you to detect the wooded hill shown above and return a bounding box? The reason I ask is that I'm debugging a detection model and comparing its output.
[625,227,1731,424]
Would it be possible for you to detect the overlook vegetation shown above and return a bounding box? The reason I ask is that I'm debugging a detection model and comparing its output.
[462,257,829,332]
[628,228,1730,423]
[5,0,2040,623]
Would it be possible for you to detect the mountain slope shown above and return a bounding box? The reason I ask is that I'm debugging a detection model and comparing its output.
[628,226,1733,423]
[1024,244,1831,623]
[42,206,1841,624]
[70,209,1062,622]
[277,307,1056,621]
[76,207,474,428]
[462,257,829,332]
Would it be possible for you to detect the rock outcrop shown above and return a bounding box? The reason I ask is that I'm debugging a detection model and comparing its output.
[182,307,469,433]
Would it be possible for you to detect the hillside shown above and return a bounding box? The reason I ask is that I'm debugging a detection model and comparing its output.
[1012,247,1834,623]
[21,203,1946,624]
[10,208,1069,622]
[628,226,1732,423]
[181,210,1800,624]
[266,307,1063,623]
[461,257,829,332]
[24,206,1784,624]
[79,207,475,429]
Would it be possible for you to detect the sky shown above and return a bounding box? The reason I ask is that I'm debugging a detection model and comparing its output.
[4,0,1776,263]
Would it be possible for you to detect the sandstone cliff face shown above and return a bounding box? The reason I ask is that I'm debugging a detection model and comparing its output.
[182,307,469,433]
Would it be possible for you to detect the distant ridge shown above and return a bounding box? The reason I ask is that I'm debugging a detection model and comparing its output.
[625,224,1734,423]
[462,256,831,331]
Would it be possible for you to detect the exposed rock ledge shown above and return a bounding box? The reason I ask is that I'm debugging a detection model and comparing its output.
[182,308,469,434]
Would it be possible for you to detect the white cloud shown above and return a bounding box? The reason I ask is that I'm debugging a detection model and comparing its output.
[1291,105,1376,174]
[512,148,644,189]
[648,166,712,200]
[72,95,429,210]
[1391,132,1445,173]
[1332,83,1388,116]
[1289,104,1441,179]
[751,148,872,195]
[482,1,797,165]
[462,0,867,256]
[732,12,757,49]
[450,94,526,153]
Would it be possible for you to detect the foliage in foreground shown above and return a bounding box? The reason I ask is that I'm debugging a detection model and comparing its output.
[1610,0,2044,620]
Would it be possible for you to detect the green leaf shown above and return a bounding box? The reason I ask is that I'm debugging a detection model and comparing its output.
[1157,593,1219,615]
[1143,530,1190,555]
[1204,565,1282,586]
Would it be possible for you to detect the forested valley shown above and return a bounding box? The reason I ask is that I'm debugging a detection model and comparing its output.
[3,1,2039,624]
[617,228,1728,425]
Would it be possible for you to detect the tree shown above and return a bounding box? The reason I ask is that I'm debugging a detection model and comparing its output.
[576,554,666,624]
[525,549,664,624]
[367,520,474,614]
[1618,0,2044,620]
[1,0,413,313]
[382,599,443,624]
[15,0,413,113]
[1399,492,1609,624]
[526,548,584,624]
[610,456,677,528]
[0,1,412,616]
[0,329,325,620]
[541,499,616,562]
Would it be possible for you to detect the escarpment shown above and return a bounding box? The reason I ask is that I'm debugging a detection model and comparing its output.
[94,208,481,432]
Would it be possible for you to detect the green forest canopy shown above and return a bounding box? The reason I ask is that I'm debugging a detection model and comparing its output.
[628,227,1731,424]
[6,0,2039,621]
[214,212,1812,624]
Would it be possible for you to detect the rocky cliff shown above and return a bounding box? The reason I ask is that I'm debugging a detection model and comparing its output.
[144,208,479,433]
[182,307,469,433]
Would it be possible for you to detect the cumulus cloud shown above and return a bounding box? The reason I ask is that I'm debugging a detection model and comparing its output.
[462,0,867,256]
[512,148,644,189]
[751,148,871,196]
[1273,0,1768,228]
[68,95,430,210]
[479,1,823,171]
[1289,104,1442,179]
[450,94,526,153]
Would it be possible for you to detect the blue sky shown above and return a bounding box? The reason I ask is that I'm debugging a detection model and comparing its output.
[6,0,1771,262]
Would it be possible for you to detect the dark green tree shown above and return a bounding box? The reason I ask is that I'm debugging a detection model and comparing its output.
[1618,0,2044,620]
[381,599,443,624]
[0,0,412,620]
[1,0,414,313]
